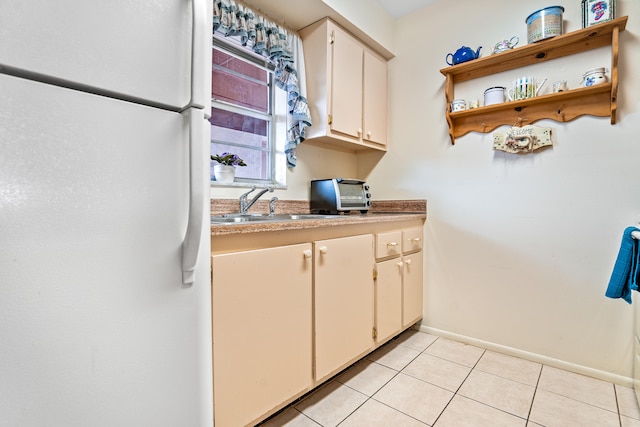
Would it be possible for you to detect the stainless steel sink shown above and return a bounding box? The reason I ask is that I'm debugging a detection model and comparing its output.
[211,213,340,224]
[271,214,339,220]
[210,216,267,223]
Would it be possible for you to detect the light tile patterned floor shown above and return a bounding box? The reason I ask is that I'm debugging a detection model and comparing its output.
[260,330,640,427]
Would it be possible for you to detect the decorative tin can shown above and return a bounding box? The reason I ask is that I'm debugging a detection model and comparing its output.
[484,87,505,106]
[582,0,616,28]
[526,6,565,44]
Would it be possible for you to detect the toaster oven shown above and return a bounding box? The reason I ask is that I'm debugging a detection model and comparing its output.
[310,179,371,214]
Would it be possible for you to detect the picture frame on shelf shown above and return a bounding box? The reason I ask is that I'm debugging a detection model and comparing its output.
[582,0,616,28]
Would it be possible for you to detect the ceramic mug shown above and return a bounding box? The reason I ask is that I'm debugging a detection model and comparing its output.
[451,99,467,112]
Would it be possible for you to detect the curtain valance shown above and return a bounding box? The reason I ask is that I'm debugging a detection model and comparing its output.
[213,0,312,167]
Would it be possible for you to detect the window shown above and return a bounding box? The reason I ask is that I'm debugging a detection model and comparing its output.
[211,38,287,187]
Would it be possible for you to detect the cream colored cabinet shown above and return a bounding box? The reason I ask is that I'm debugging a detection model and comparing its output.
[402,228,424,327]
[211,244,313,427]
[330,27,363,140]
[374,231,403,344]
[299,18,387,151]
[314,234,374,381]
[374,227,424,344]
[375,256,403,343]
[363,50,387,145]
[210,217,424,425]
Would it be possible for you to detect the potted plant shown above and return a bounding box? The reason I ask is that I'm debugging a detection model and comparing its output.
[211,152,247,183]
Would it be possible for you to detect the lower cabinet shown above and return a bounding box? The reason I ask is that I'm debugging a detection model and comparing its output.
[375,257,403,343]
[402,251,424,327]
[314,234,374,381]
[402,228,424,327]
[211,244,313,427]
[210,220,424,426]
[374,227,424,345]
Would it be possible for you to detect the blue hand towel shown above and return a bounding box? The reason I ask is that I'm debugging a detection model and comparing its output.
[605,227,640,303]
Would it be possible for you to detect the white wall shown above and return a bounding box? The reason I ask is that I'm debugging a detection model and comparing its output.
[363,0,640,380]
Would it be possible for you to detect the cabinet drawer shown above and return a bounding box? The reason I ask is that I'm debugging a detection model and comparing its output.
[375,231,402,259]
[402,227,423,254]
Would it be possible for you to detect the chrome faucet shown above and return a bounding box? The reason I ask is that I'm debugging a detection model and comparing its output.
[239,186,274,214]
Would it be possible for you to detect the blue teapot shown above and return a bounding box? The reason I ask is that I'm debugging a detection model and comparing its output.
[446,46,482,66]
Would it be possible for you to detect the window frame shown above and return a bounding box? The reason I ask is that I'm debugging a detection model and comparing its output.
[210,36,287,189]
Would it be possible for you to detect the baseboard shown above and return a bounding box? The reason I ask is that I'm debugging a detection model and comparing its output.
[418,325,634,388]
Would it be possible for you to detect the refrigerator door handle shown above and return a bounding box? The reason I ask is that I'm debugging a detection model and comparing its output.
[188,0,207,111]
[182,108,206,285]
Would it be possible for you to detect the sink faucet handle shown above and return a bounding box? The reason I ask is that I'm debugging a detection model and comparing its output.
[239,186,257,212]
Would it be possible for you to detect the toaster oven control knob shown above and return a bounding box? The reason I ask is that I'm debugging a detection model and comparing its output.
[364,185,370,191]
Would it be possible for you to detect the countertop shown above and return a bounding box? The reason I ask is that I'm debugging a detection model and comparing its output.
[210,199,426,236]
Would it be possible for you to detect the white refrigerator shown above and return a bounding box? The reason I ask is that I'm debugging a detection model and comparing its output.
[0,1,213,426]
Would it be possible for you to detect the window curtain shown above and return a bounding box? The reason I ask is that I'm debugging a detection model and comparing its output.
[212,0,312,168]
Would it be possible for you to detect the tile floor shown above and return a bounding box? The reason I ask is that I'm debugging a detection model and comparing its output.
[260,329,640,427]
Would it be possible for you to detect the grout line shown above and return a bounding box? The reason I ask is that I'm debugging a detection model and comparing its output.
[613,384,623,427]
[524,360,544,423]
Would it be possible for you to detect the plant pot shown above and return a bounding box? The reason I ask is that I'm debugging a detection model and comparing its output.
[213,164,235,183]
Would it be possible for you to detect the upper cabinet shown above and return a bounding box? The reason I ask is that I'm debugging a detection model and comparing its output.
[440,16,628,144]
[300,18,388,151]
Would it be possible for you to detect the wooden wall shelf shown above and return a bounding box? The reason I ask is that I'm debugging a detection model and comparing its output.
[440,16,628,144]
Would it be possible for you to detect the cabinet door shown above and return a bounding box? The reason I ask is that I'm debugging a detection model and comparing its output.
[363,50,387,146]
[314,234,374,381]
[211,244,313,427]
[402,252,424,327]
[330,26,363,139]
[375,259,403,344]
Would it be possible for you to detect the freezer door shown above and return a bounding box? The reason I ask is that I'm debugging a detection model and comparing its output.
[0,0,211,110]
[0,74,212,426]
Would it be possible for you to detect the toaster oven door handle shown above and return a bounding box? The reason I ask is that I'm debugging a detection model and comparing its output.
[336,178,365,184]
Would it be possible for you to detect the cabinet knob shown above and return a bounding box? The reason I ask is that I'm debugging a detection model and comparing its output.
[357,128,362,135]
[386,242,398,248]
[411,238,422,243]
[303,249,312,259]
[366,131,372,138]
[405,259,412,265]
[319,246,328,255]
[396,261,404,268]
